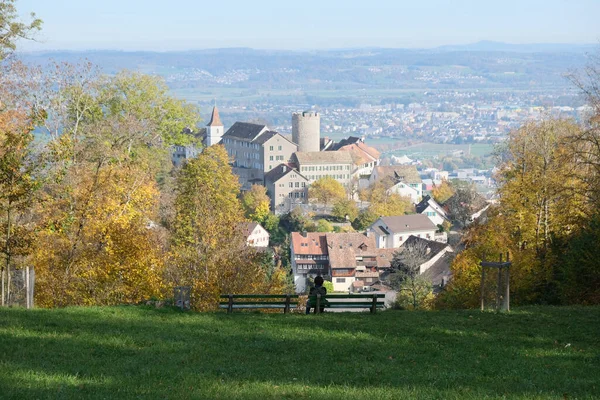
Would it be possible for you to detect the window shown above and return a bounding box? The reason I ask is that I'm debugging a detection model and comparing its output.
[336,278,346,283]
[295,182,299,188]
[269,156,273,161]
[278,145,282,151]
[302,182,306,187]
[269,146,273,151]
[294,192,299,198]
[289,193,293,198]
[289,182,293,188]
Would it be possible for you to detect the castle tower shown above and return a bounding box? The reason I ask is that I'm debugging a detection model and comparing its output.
[292,111,320,152]
[206,105,224,146]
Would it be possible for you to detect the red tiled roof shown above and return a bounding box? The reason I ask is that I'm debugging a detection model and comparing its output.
[291,232,328,256]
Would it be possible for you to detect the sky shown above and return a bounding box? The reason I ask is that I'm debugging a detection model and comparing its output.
[16,0,600,52]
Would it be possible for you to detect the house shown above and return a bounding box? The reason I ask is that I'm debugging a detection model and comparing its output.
[171,145,200,167]
[264,164,309,213]
[290,232,330,293]
[325,233,381,292]
[290,231,397,293]
[369,165,423,200]
[222,122,298,190]
[415,195,449,227]
[335,141,380,190]
[395,236,453,275]
[387,181,421,204]
[291,151,354,187]
[368,214,438,249]
[240,222,270,248]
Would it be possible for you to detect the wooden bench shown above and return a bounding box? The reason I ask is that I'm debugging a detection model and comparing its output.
[219,294,299,314]
[308,293,386,314]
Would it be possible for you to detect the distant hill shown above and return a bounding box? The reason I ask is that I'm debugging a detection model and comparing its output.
[436,40,597,53]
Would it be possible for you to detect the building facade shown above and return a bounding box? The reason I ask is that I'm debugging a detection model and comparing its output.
[264,164,309,213]
[222,122,297,190]
[291,151,354,187]
[290,232,330,293]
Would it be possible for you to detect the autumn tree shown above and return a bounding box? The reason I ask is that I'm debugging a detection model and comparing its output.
[445,183,479,228]
[308,176,346,205]
[0,63,40,306]
[169,146,266,310]
[0,0,42,60]
[431,178,454,204]
[363,182,413,217]
[31,67,199,307]
[241,184,271,224]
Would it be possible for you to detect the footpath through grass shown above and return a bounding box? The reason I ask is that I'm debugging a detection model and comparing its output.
[0,306,599,399]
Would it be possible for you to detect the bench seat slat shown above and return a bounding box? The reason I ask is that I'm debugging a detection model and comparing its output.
[326,304,385,308]
[218,304,296,309]
[218,301,298,306]
[219,294,298,299]
[322,302,385,307]
[308,294,385,299]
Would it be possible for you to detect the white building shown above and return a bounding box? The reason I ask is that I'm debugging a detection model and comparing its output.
[415,195,449,227]
[368,214,438,249]
[240,222,270,247]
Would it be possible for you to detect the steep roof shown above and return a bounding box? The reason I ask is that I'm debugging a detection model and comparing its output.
[239,221,261,237]
[376,214,437,234]
[291,232,328,256]
[400,235,449,260]
[223,122,268,141]
[416,195,448,218]
[264,164,308,183]
[207,106,223,127]
[372,165,421,184]
[252,130,278,145]
[337,142,380,165]
[332,136,362,150]
[325,233,377,270]
[293,151,354,165]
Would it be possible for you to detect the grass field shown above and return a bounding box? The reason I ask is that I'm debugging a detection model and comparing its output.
[1,306,599,399]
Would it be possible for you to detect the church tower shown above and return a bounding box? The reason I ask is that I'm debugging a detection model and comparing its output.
[206,105,224,146]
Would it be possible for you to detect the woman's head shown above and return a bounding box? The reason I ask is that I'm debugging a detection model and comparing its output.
[314,276,324,286]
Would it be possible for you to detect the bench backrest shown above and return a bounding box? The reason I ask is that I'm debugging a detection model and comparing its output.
[307,293,386,314]
[219,294,299,314]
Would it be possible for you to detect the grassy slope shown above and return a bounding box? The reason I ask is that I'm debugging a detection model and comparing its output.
[0,306,598,400]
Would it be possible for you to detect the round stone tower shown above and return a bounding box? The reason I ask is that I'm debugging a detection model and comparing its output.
[292,111,320,152]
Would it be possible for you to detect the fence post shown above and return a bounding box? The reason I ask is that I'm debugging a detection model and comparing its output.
[228,294,233,314]
[25,267,30,309]
[480,264,486,311]
[371,294,377,314]
[284,294,290,314]
[316,293,321,314]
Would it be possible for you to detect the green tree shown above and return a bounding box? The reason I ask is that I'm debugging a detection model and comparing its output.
[332,198,359,222]
[316,219,333,232]
[352,209,378,231]
[0,0,42,60]
[308,176,346,205]
[387,240,433,310]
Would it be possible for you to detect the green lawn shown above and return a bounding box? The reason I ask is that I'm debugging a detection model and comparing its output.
[1,306,599,399]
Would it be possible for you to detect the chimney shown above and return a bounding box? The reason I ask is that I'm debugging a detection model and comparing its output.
[301,231,307,238]
[282,165,287,172]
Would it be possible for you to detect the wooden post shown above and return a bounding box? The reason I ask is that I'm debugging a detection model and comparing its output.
[371,294,377,314]
[316,293,321,314]
[496,254,503,312]
[284,294,290,314]
[480,262,486,311]
[505,253,510,312]
[227,294,233,314]
[1,267,4,307]
[25,266,30,310]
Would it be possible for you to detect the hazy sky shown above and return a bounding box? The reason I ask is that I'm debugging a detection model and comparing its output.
[16,0,600,51]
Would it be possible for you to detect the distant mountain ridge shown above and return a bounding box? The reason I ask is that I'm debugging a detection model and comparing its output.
[435,40,596,53]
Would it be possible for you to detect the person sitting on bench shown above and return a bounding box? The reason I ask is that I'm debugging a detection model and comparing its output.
[306,276,327,314]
